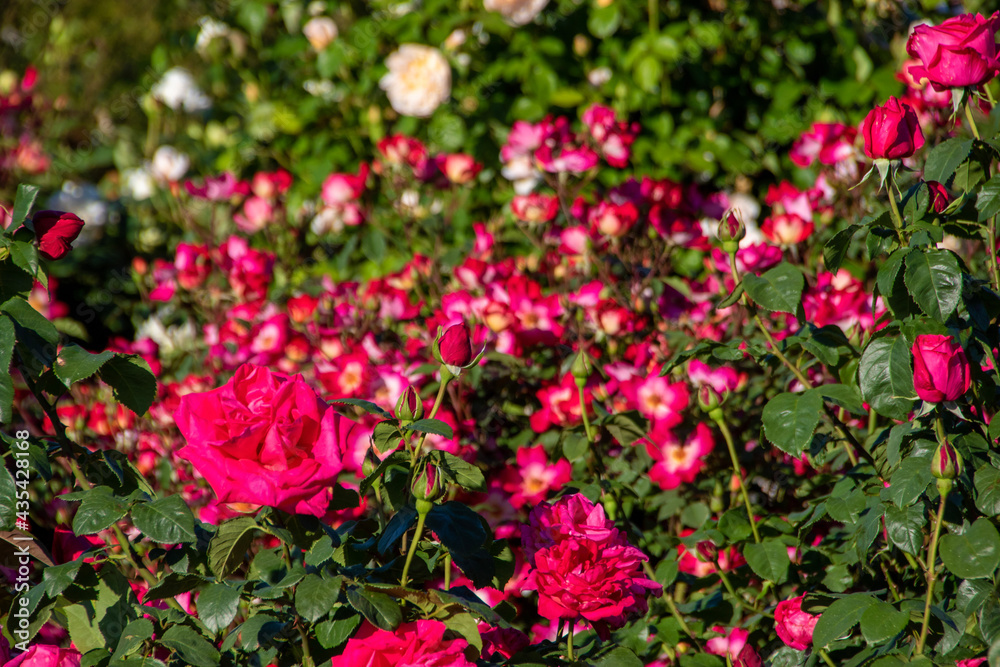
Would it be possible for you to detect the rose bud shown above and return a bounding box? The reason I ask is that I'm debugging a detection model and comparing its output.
[774,595,820,651]
[931,441,962,480]
[696,539,718,563]
[33,210,85,260]
[570,350,593,383]
[861,96,925,160]
[734,644,763,667]
[906,12,1000,90]
[717,210,746,254]
[436,322,473,367]
[911,334,971,403]
[411,462,441,502]
[396,386,424,423]
[926,180,950,213]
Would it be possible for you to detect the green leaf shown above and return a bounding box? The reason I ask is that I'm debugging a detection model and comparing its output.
[111,619,155,662]
[588,3,622,38]
[130,495,196,544]
[903,249,962,322]
[860,600,909,644]
[359,450,409,497]
[924,137,973,183]
[742,262,805,315]
[883,505,924,555]
[0,465,15,529]
[824,224,860,273]
[976,465,1000,516]
[97,354,157,415]
[1,296,59,345]
[403,418,454,439]
[9,240,39,279]
[426,450,486,492]
[603,410,649,447]
[53,345,115,387]
[345,586,402,631]
[593,646,645,667]
[9,184,40,231]
[295,574,341,622]
[718,282,744,308]
[939,518,1000,579]
[885,454,934,507]
[562,434,589,461]
[42,557,84,597]
[0,315,14,422]
[977,173,1000,221]
[72,486,128,535]
[159,625,221,667]
[197,583,241,634]
[329,398,390,418]
[742,538,790,583]
[316,614,361,649]
[858,336,915,421]
[208,516,259,578]
[813,593,876,648]
[816,383,865,415]
[718,510,752,543]
[761,390,823,456]
[145,573,205,600]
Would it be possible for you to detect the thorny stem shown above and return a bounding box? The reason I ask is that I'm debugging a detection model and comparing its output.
[916,490,948,655]
[298,622,315,667]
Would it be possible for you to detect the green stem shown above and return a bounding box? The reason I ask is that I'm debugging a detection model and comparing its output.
[648,0,659,34]
[885,172,907,245]
[400,506,428,587]
[714,417,761,544]
[964,101,982,140]
[819,649,838,667]
[298,623,315,667]
[413,369,451,460]
[916,490,948,655]
[444,552,452,590]
[566,620,575,662]
[577,382,595,443]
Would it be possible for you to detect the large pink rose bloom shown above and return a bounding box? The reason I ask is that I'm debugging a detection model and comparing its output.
[5,645,82,667]
[906,13,1000,90]
[911,334,971,403]
[329,620,475,667]
[521,493,620,562]
[775,595,819,651]
[176,363,355,517]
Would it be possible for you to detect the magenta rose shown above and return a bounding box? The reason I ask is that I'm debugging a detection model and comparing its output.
[906,13,1000,90]
[32,210,85,260]
[862,97,924,160]
[521,493,620,563]
[5,645,82,667]
[911,334,971,403]
[175,363,355,517]
[438,322,473,367]
[775,595,819,651]
[329,620,475,667]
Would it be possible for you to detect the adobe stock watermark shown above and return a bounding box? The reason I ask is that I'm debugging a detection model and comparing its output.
[10,428,39,652]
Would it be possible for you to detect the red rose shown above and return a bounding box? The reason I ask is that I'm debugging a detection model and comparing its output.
[5,644,82,667]
[926,181,950,213]
[906,13,1000,90]
[775,595,819,651]
[175,363,355,517]
[862,97,924,160]
[33,210,85,260]
[912,334,971,403]
[329,620,475,667]
[438,322,473,367]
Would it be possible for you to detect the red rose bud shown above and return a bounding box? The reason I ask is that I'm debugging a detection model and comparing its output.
[696,540,718,563]
[395,386,424,423]
[861,96,925,160]
[931,441,962,480]
[926,181,950,213]
[438,322,473,367]
[411,462,441,502]
[697,385,726,422]
[911,334,971,403]
[33,210,85,260]
[735,644,763,667]
[906,12,1000,90]
[717,210,746,254]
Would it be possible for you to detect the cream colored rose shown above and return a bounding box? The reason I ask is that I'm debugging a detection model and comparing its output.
[484,0,550,26]
[303,17,338,51]
[379,44,451,118]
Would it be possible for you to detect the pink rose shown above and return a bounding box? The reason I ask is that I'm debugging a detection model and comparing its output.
[438,322,473,367]
[912,334,971,403]
[862,97,924,160]
[906,13,1000,90]
[956,659,987,667]
[5,645,82,667]
[32,210,85,260]
[521,493,620,563]
[329,620,476,667]
[775,595,819,651]
[176,363,355,517]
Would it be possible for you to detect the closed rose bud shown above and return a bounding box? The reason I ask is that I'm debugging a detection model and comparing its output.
[696,540,718,563]
[911,334,971,403]
[571,351,593,382]
[931,441,962,480]
[718,211,746,253]
[862,96,925,160]
[396,386,424,423]
[734,644,763,667]
[926,180,950,213]
[33,210,85,260]
[411,462,440,501]
[698,385,726,421]
[437,323,473,367]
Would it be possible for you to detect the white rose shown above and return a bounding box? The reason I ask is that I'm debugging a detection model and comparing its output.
[122,166,156,200]
[303,17,338,51]
[379,44,451,118]
[483,0,550,26]
[151,67,211,112]
[151,146,190,182]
